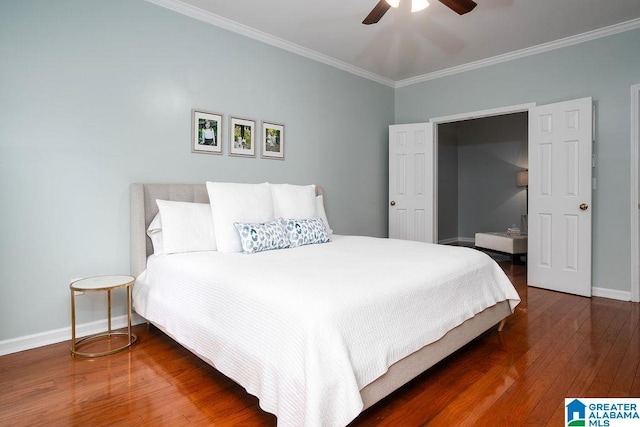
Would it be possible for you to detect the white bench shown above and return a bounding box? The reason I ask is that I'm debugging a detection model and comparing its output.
[475,232,527,264]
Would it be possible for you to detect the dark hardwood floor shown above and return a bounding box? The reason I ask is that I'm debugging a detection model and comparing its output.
[1,262,639,426]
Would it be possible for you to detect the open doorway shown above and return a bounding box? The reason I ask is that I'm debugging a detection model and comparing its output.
[436,113,529,248]
[389,100,593,295]
[429,103,535,245]
[425,98,593,297]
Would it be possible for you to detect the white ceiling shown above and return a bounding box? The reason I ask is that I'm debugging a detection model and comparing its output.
[151,0,640,86]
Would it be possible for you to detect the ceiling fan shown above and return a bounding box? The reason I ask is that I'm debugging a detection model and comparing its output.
[363,0,477,25]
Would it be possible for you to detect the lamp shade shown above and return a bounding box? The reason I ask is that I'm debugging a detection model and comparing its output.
[516,170,529,187]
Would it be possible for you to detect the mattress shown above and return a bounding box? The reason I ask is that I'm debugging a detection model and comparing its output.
[133,235,520,427]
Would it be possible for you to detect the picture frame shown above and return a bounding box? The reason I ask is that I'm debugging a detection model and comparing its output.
[192,109,223,155]
[229,116,256,157]
[261,121,285,160]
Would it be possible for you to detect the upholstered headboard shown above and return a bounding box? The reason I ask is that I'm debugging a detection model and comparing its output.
[130,183,325,277]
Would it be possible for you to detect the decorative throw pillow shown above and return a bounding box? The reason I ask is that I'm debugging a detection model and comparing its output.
[233,219,290,254]
[281,217,330,248]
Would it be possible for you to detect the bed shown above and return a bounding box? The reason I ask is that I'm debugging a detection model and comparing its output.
[130,182,520,427]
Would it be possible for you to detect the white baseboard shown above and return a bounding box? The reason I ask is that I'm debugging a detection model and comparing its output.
[0,313,146,357]
[438,237,459,244]
[438,236,476,245]
[592,286,631,301]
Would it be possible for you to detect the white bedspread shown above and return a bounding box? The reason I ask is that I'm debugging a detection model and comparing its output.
[133,235,520,427]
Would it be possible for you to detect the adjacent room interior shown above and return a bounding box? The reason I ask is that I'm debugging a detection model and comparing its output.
[437,112,529,249]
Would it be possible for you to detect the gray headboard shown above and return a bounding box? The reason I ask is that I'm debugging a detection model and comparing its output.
[130,183,325,277]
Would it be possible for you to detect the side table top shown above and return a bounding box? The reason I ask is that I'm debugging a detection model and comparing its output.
[70,275,135,291]
[476,231,528,240]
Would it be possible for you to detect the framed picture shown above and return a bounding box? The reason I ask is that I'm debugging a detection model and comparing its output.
[229,117,256,157]
[261,121,285,160]
[192,109,223,154]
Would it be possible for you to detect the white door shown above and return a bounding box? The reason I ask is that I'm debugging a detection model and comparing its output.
[634,84,640,302]
[528,97,593,297]
[388,123,435,243]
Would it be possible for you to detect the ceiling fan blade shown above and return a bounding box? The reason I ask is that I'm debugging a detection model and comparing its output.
[438,0,477,15]
[363,0,392,25]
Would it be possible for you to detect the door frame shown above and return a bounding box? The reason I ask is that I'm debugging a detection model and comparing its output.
[429,102,536,243]
[630,84,640,302]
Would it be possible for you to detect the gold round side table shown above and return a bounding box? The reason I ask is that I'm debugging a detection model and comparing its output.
[70,275,137,357]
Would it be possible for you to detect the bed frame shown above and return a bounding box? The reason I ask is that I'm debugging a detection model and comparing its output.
[130,183,512,413]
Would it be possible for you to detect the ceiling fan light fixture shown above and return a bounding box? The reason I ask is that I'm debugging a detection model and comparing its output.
[385,0,400,8]
[411,0,430,12]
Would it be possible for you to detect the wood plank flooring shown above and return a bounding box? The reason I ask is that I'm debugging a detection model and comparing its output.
[1,262,638,426]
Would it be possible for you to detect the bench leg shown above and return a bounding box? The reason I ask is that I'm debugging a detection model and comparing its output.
[498,318,506,332]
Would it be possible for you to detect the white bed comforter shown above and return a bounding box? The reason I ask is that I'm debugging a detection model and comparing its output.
[133,235,520,427]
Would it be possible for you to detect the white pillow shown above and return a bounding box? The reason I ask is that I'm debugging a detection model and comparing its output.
[146,213,164,255]
[270,183,317,219]
[155,200,217,254]
[206,182,274,253]
[315,195,333,234]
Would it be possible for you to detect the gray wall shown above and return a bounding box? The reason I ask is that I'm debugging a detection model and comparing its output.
[396,28,640,294]
[0,0,394,341]
[457,114,528,237]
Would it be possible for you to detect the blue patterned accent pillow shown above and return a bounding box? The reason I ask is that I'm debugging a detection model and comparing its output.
[281,217,330,248]
[233,219,290,254]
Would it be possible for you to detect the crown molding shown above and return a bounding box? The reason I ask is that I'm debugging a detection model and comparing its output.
[146,1,639,89]
[145,0,396,87]
[395,17,640,88]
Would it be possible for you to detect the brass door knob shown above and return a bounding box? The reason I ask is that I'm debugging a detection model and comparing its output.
[579,203,589,211]
[390,201,396,206]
